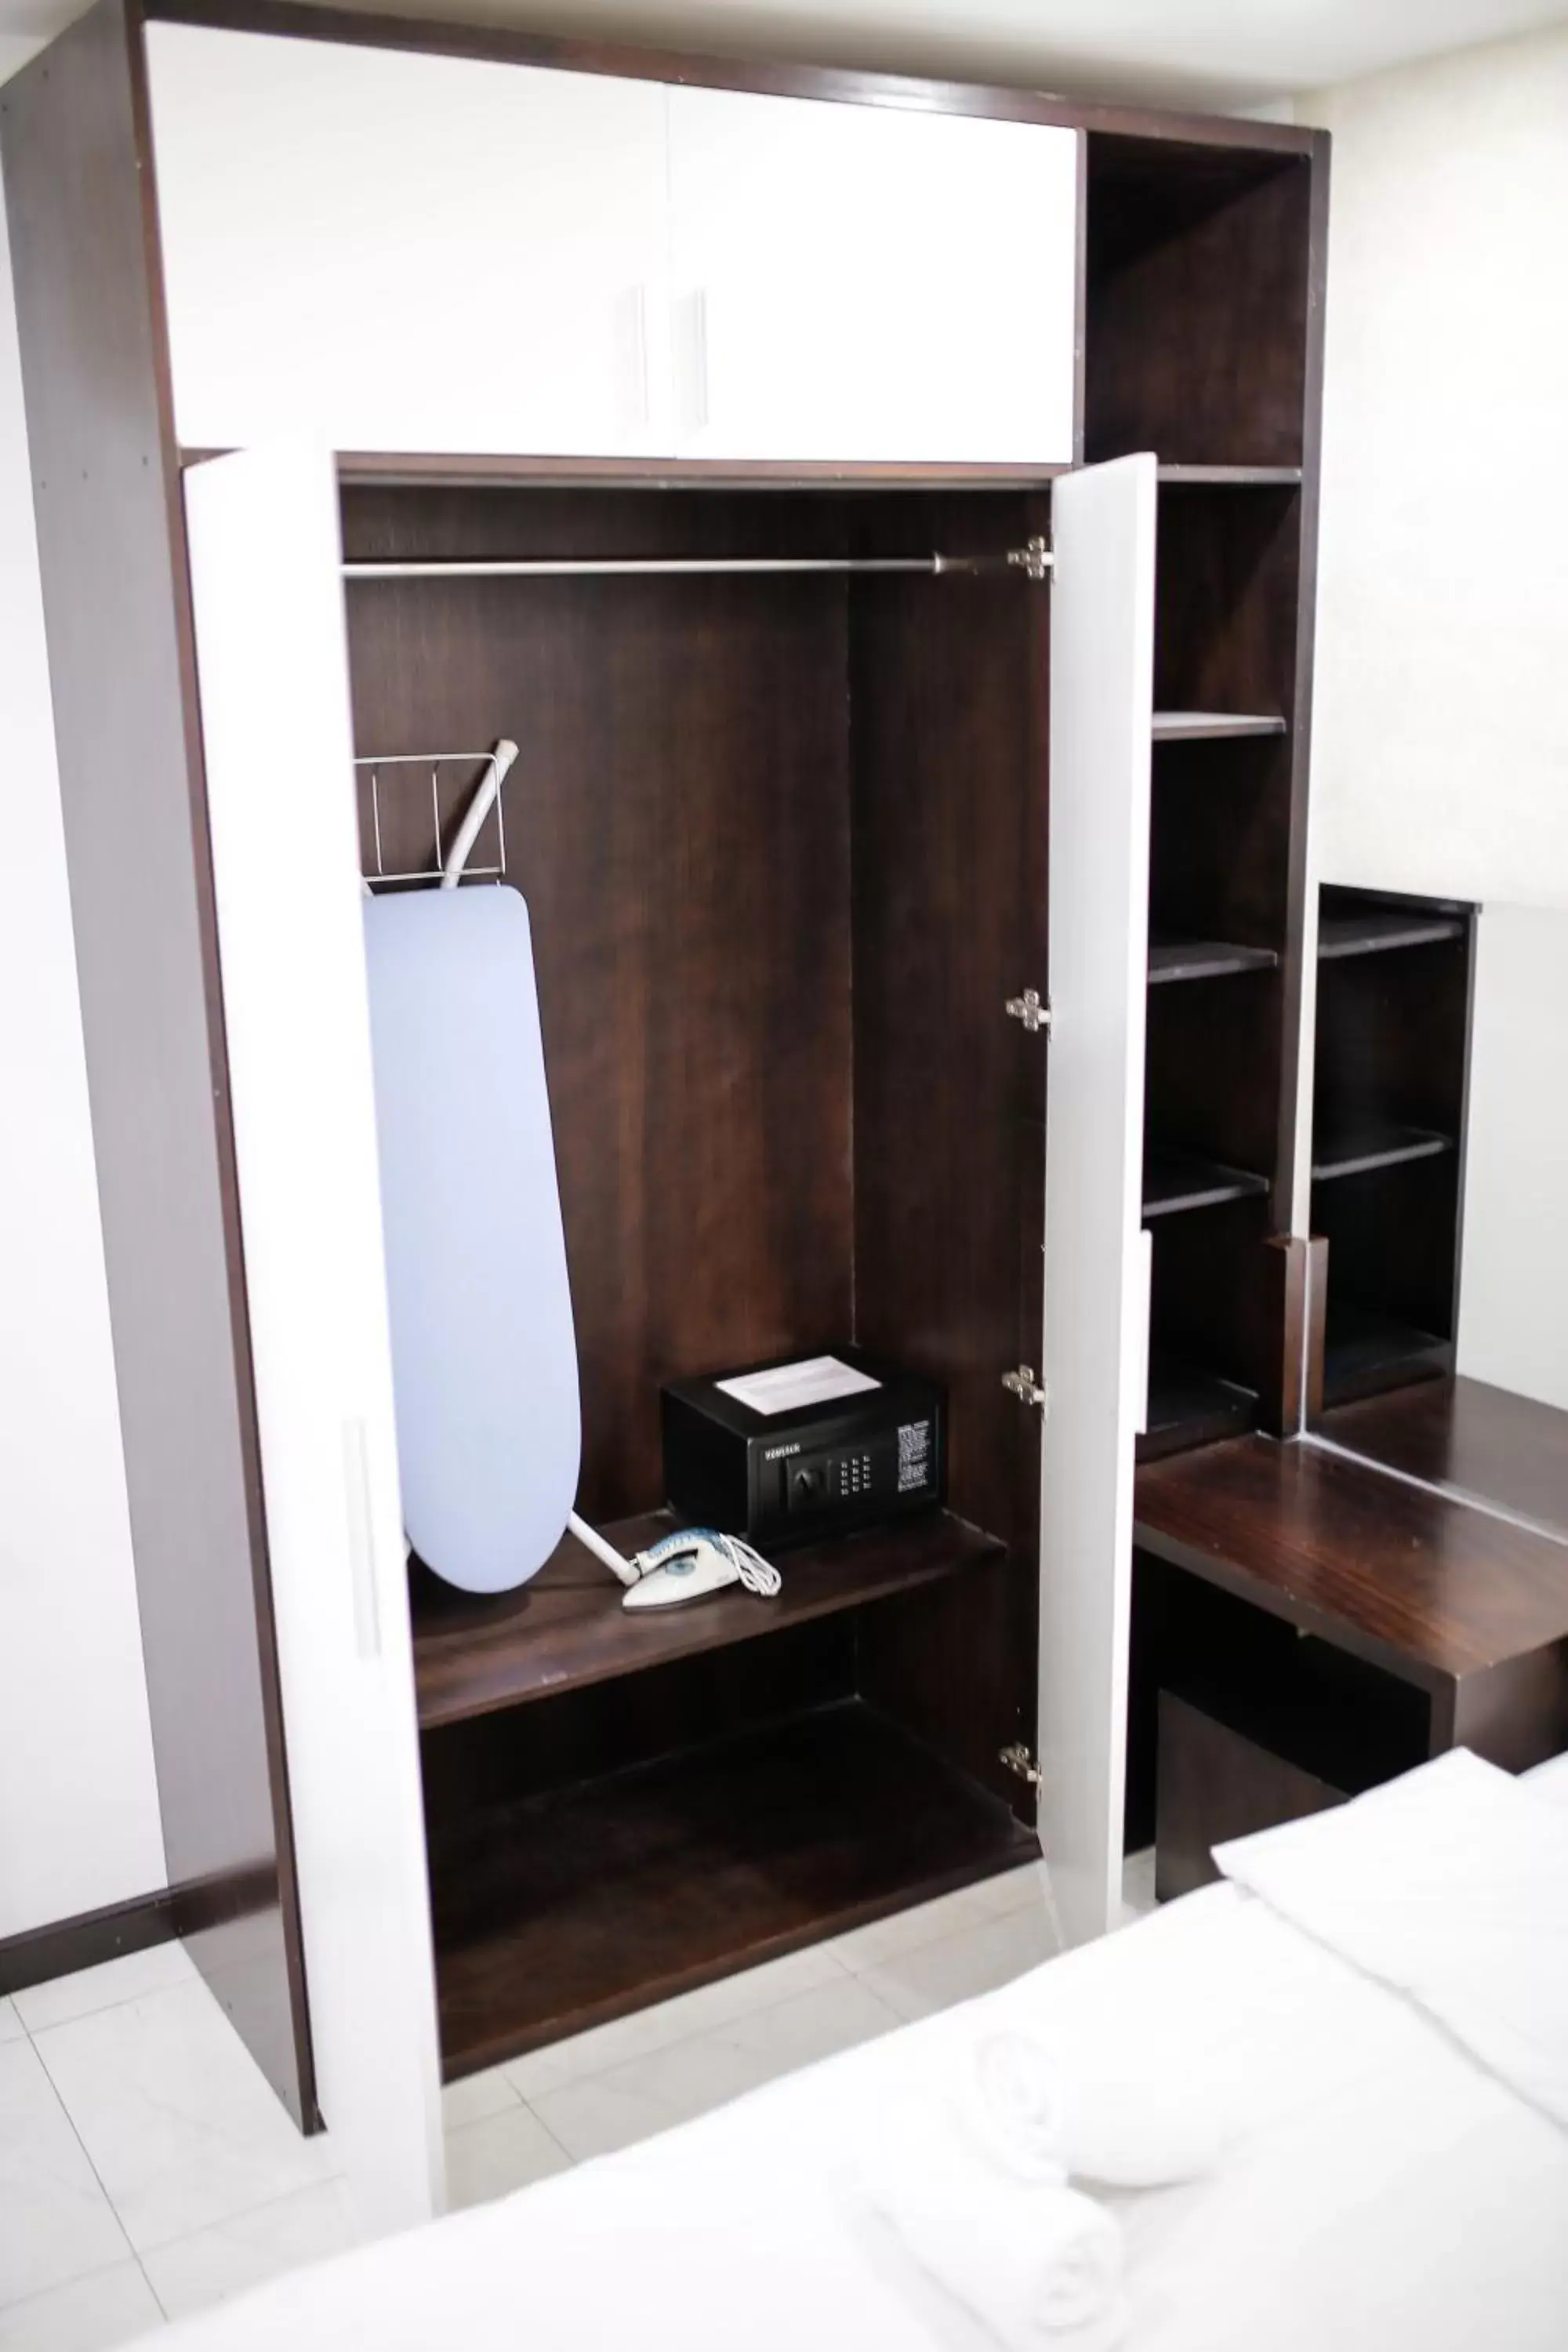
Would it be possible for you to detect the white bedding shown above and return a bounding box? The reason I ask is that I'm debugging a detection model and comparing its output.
[163,1755,1568,2352]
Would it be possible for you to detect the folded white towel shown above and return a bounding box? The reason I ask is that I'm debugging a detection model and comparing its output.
[867,2095,1128,2352]
[957,2031,1069,2183]
[962,2028,1226,2190]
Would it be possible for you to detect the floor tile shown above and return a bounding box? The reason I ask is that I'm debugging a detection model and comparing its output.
[1120,1846,1157,1922]
[14,1947,194,2038]
[139,2180,357,2321]
[971,1859,1055,1922]
[33,1981,337,2256]
[0,2263,163,2352]
[855,1900,1059,2024]
[531,1974,898,2163]
[440,2067,521,2130]
[827,1883,1000,1974]
[0,2041,132,2309]
[503,1940,848,2100]
[0,2000,24,2046]
[444,2104,572,2212]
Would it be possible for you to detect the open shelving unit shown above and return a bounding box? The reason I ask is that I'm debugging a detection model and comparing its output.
[1310,886,1475,1407]
[1082,129,1323,1466]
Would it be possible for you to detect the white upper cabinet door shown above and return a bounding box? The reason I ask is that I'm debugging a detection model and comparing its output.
[146,27,672,456]
[183,446,445,2234]
[667,88,1079,463]
[1036,455,1157,1948]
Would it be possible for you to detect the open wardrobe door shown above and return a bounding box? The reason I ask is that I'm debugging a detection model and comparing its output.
[183,447,445,2229]
[1036,454,1157,1946]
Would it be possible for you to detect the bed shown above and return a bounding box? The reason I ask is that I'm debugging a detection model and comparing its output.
[160,1749,1568,2351]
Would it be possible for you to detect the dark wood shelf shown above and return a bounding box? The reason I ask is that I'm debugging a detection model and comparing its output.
[1139,1356,1258,1462]
[1156,464,1304,488]
[1312,1125,1455,1183]
[1143,1145,1270,1221]
[1152,711,1287,742]
[1148,938,1279,985]
[412,1507,1006,1731]
[1323,1301,1452,1406]
[430,1698,1036,2078]
[1319,910,1467,961]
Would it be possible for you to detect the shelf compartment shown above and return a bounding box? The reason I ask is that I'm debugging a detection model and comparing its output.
[1139,1356,1258,1462]
[1318,910,1467,961]
[1323,1301,1451,1407]
[1311,1126,1455,1184]
[1143,1145,1270,1221]
[412,1507,1005,1730]
[1152,711,1287,743]
[429,1697,1036,2078]
[1148,938,1279,985]
[1157,465,1304,488]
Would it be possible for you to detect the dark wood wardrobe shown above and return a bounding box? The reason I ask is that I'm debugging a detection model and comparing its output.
[2,0,1327,2226]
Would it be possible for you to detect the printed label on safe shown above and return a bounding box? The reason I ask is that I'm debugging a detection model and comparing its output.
[715,1356,882,1417]
[898,1418,933,1492]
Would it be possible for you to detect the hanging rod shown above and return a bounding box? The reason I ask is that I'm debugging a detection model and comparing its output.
[342,538,1052,584]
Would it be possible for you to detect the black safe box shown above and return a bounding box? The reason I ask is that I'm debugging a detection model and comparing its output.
[661,1347,946,1550]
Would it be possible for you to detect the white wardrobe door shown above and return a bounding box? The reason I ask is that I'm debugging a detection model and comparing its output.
[1036,454,1157,1947]
[668,88,1078,463]
[147,27,671,457]
[183,446,445,2230]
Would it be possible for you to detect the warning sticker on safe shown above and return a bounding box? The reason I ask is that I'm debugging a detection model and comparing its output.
[715,1356,882,1417]
[898,1419,934,1492]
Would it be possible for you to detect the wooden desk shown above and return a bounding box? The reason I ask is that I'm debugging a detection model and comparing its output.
[1318,1374,1568,1543]
[1134,1432,1568,1768]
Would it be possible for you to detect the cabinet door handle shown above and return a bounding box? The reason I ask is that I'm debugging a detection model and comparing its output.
[1132,1228,1153,1439]
[676,288,710,436]
[626,281,651,429]
[342,1417,383,1662]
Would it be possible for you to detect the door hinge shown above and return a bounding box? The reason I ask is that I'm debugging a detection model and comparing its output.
[1007,535,1053,584]
[1005,988,1051,1034]
[999,1741,1044,1791]
[1002,1365,1049,1413]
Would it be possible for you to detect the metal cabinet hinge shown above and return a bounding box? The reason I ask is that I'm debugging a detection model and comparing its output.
[1005,989,1051,1034]
[999,1741,1044,1791]
[1007,535,1053,583]
[1002,1365,1049,1413]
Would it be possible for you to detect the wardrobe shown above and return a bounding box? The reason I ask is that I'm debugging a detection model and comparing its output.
[1,0,1327,2236]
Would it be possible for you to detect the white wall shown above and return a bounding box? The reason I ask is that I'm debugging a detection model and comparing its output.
[1456,904,1568,1412]
[0,184,167,1936]
[1293,29,1568,1417]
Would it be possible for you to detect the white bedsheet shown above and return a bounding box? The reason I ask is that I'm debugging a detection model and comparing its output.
[162,1761,1568,2352]
[1217,1747,1568,2132]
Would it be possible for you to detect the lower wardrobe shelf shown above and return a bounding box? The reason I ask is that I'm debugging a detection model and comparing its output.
[426,1697,1036,2080]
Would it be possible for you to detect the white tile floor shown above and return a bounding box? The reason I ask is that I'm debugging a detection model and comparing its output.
[0,1856,1155,2350]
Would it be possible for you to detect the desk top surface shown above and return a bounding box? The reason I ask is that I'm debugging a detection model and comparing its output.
[1317,1375,1568,1544]
[1134,1428,1568,1687]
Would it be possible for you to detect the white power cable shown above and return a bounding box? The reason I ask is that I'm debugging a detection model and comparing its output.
[566,1508,641,1588]
[696,1531,782,1597]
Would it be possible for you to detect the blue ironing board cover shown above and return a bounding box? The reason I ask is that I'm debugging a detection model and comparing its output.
[363,886,580,1592]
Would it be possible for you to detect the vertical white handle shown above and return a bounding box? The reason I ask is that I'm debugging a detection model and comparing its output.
[1131,1227,1154,1438]
[676,288,710,436]
[630,282,651,429]
[342,1417,383,1662]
